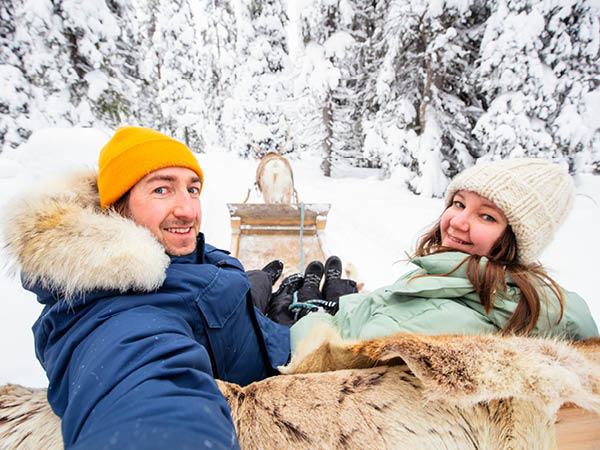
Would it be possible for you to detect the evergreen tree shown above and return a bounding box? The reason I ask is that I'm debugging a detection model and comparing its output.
[284,7,337,172]
[193,0,238,150]
[0,0,79,151]
[475,0,600,173]
[295,0,348,176]
[132,0,168,132]
[141,0,205,151]
[370,0,488,196]
[0,0,140,151]
[334,0,390,170]
[0,0,34,150]
[223,0,292,157]
[354,0,389,167]
[51,0,138,126]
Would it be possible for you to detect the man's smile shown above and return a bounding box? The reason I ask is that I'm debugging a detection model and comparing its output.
[165,227,193,234]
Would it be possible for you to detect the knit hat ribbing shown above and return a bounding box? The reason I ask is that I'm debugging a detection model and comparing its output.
[98,127,204,209]
[444,158,574,264]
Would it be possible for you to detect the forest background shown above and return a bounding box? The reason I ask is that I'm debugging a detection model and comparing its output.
[1,0,599,196]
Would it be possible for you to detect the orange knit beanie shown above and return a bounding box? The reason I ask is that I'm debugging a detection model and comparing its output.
[98,127,204,208]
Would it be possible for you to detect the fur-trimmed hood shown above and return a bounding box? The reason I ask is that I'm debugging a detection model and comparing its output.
[2,170,170,301]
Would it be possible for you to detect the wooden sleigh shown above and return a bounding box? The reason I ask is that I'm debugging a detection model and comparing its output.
[555,403,600,449]
[227,202,331,275]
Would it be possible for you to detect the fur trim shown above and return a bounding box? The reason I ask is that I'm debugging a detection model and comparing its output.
[2,170,169,300]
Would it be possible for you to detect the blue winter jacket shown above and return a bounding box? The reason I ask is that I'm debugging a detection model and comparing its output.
[29,234,290,450]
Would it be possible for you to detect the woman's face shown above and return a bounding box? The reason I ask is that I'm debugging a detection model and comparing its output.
[440,190,508,257]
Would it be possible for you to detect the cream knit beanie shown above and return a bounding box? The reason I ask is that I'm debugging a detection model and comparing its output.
[444,158,574,264]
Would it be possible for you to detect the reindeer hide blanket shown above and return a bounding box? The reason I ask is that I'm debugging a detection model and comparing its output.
[1,328,599,449]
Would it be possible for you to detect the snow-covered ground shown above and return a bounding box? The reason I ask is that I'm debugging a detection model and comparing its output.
[1,128,599,388]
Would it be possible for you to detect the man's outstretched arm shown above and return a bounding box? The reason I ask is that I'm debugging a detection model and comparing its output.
[47,305,239,450]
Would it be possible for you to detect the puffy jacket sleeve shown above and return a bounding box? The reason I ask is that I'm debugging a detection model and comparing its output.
[562,289,599,340]
[37,302,240,450]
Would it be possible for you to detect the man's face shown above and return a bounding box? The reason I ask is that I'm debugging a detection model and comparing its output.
[126,166,202,256]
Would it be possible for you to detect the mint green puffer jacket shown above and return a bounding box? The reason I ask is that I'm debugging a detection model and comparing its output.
[291,252,598,350]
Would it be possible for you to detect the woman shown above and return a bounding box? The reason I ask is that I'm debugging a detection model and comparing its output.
[290,158,599,348]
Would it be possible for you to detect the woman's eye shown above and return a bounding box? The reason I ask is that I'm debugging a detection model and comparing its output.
[483,214,496,223]
[453,200,465,209]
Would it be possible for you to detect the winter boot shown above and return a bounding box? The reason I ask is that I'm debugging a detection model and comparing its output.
[266,273,303,327]
[322,256,358,314]
[296,261,324,303]
[289,261,325,321]
[324,255,342,283]
[261,259,284,286]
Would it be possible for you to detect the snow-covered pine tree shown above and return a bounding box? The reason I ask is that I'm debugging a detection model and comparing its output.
[352,0,389,169]
[283,0,333,167]
[0,0,35,150]
[223,0,292,158]
[192,0,238,150]
[320,0,389,172]
[132,0,163,131]
[325,0,393,172]
[370,0,487,196]
[0,0,86,151]
[325,0,363,171]
[549,1,600,173]
[49,0,138,127]
[294,0,353,176]
[85,0,141,127]
[475,0,600,173]
[144,0,205,152]
[0,0,140,152]
[294,0,387,175]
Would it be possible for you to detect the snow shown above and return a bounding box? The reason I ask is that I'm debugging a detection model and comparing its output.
[1,127,599,388]
[84,70,110,102]
[324,31,355,59]
[582,90,600,129]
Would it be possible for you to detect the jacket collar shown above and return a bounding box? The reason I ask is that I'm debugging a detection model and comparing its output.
[169,233,205,265]
[410,252,483,278]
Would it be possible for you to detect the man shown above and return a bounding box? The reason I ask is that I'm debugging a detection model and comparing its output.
[4,127,290,449]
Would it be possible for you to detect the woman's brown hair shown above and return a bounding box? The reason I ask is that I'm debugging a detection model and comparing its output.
[414,218,565,336]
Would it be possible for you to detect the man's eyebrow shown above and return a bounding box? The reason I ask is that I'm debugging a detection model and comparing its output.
[144,175,202,184]
[144,175,176,184]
